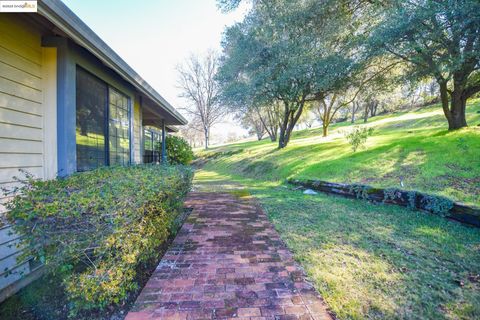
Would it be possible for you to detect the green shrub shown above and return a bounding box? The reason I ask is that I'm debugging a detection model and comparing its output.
[5,165,193,315]
[344,126,374,152]
[421,194,454,217]
[349,184,372,200]
[383,187,402,203]
[158,135,194,164]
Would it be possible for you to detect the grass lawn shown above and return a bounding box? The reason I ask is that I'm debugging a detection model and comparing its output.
[199,99,480,206]
[194,169,480,319]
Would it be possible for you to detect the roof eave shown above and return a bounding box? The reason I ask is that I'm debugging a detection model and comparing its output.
[38,0,187,125]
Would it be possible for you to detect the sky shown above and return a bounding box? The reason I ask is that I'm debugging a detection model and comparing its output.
[61,0,249,143]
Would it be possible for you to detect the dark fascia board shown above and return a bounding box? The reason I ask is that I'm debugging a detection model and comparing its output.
[38,0,187,125]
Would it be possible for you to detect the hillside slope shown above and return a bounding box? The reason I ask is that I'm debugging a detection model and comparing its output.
[199,100,480,206]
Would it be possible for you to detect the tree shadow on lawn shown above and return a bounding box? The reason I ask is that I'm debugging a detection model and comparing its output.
[251,185,480,319]
[287,129,479,204]
[376,115,447,131]
[284,137,421,179]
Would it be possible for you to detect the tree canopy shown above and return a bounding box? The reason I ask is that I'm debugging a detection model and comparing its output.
[218,0,365,148]
[216,0,480,148]
[369,0,480,129]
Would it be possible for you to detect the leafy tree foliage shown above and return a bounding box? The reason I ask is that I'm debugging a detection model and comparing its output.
[241,112,265,141]
[218,0,360,148]
[370,0,480,129]
[218,0,478,143]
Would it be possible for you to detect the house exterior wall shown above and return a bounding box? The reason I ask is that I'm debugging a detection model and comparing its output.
[0,15,154,301]
[0,15,56,299]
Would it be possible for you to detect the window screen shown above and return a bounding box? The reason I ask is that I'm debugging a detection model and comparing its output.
[76,68,107,172]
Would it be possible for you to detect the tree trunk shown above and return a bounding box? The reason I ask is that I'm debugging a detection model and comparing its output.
[256,131,264,140]
[258,111,277,143]
[438,80,468,130]
[371,101,378,117]
[80,121,88,136]
[278,101,305,148]
[449,90,468,129]
[204,127,209,150]
[351,102,356,123]
[363,103,369,123]
[322,123,328,137]
[270,130,277,142]
[284,118,295,145]
[278,103,290,149]
[278,128,287,148]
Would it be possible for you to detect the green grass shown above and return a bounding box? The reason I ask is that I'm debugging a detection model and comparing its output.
[196,102,480,319]
[194,169,480,319]
[199,100,480,206]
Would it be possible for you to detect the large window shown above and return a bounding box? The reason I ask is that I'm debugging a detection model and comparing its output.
[76,67,131,171]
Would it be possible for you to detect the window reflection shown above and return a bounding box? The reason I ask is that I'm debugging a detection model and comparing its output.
[76,68,107,171]
[109,88,130,166]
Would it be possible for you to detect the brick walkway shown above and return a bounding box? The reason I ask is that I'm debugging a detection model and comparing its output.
[126,192,333,320]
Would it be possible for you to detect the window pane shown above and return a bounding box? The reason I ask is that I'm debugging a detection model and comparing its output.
[76,68,107,172]
[153,132,161,162]
[109,88,130,166]
[143,129,152,163]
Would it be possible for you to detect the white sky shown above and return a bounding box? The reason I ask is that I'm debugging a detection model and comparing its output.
[61,0,249,143]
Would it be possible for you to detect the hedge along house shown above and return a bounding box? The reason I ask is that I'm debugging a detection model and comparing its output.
[0,0,186,301]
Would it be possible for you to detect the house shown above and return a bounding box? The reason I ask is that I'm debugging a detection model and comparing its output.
[0,0,186,301]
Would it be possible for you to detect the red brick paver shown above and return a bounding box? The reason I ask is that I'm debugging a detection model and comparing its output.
[126,192,333,320]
